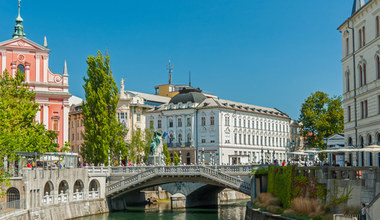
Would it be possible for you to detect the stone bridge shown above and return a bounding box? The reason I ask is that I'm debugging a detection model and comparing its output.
[106,165,252,198]
[88,165,255,209]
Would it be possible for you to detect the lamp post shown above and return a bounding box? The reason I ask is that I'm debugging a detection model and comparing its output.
[119,150,122,167]
[179,151,182,165]
[202,148,205,165]
[108,150,110,167]
[261,147,264,165]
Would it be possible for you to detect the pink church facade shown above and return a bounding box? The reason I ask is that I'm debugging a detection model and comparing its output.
[0,3,71,148]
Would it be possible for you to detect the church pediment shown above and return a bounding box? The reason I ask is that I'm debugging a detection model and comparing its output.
[0,38,49,52]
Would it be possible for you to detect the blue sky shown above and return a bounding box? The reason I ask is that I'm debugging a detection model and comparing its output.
[0,0,354,119]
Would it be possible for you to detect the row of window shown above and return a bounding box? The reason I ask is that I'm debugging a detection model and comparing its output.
[152,118,192,129]
[225,116,288,132]
[232,133,288,147]
[71,119,82,128]
[347,133,380,147]
[117,112,141,122]
[232,151,286,163]
[71,132,83,141]
[347,96,380,122]
[345,16,380,56]
[345,56,380,92]
[168,133,192,143]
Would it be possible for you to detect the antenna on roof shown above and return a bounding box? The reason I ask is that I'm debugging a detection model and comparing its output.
[189,71,191,87]
[167,59,173,84]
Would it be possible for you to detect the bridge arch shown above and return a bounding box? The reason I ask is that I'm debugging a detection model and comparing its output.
[58,180,69,194]
[44,181,54,196]
[74,179,84,193]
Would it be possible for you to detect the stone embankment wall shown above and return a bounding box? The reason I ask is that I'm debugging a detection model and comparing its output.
[245,203,293,220]
[219,189,250,202]
[1,199,109,220]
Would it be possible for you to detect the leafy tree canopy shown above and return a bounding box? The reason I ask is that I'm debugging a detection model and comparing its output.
[299,91,343,149]
[0,69,58,160]
[81,51,126,165]
[0,69,58,196]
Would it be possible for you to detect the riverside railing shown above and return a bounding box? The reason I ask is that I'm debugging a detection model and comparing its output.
[295,166,380,180]
[106,165,251,196]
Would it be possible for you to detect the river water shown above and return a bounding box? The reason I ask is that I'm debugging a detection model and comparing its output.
[77,200,248,220]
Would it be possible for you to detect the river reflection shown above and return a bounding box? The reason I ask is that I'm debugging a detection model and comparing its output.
[77,200,248,220]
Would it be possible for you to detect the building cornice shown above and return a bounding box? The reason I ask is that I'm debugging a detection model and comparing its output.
[337,0,376,31]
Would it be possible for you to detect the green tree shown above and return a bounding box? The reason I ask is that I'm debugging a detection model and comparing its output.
[0,69,58,195]
[143,128,154,162]
[129,129,145,163]
[81,51,126,165]
[163,143,171,165]
[299,91,343,149]
[173,152,180,165]
[0,69,58,157]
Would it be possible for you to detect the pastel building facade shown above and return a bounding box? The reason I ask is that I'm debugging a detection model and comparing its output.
[146,88,291,165]
[0,4,71,147]
[117,79,170,141]
[339,0,380,166]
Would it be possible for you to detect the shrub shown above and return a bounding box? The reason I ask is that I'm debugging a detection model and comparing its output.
[267,205,284,214]
[284,197,324,217]
[254,193,279,207]
[340,205,361,215]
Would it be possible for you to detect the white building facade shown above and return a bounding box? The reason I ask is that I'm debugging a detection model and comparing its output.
[338,0,380,166]
[146,89,291,165]
[117,79,170,142]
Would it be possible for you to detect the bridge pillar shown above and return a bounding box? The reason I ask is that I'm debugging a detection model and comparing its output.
[250,175,257,203]
[171,193,186,209]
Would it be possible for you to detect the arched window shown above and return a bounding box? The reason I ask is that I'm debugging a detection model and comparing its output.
[187,133,191,143]
[363,26,366,46]
[178,133,182,143]
[377,16,380,37]
[89,179,100,192]
[44,181,54,196]
[169,119,173,128]
[346,71,350,92]
[368,135,372,146]
[360,65,363,87]
[359,29,362,48]
[74,180,84,193]
[348,137,353,146]
[363,63,367,85]
[360,136,364,148]
[58,180,69,194]
[346,38,349,56]
[377,56,380,80]
[17,64,25,74]
[7,188,20,209]
[377,133,380,145]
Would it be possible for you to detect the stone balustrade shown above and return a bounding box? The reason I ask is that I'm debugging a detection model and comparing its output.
[105,165,255,177]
